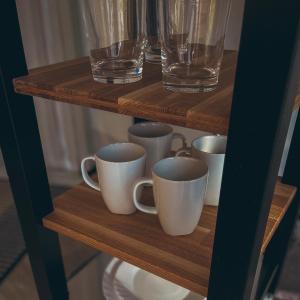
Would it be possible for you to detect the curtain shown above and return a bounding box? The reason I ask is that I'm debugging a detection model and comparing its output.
[15,0,92,184]
[13,0,133,185]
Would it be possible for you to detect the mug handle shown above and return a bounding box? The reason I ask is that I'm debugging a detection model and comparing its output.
[133,178,157,214]
[172,132,187,150]
[175,147,192,157]
[81,156,100,191]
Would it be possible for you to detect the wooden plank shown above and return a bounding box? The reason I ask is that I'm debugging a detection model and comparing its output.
[14,60,161,113]
[118,51,237,131]
[43,180,296,296]
[14,52,300,133]
[261,182,298,253]
[186,65,235,134]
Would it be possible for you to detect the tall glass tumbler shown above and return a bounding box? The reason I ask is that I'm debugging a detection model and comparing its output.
[158,0,232,92]
[145,0,161,64]
[84,0,146,84]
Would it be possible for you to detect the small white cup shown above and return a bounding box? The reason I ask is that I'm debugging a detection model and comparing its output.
[128,122,186,177]
[133,157,208,236]
[176,135,227,206]
[81,143,146,214]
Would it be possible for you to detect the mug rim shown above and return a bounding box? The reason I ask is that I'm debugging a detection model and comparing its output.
[95,142,146,164]
[192,135,227,155]
[152,156,208,183]
[128,122,173,139]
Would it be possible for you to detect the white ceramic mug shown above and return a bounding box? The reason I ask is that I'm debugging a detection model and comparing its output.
[128,122,186,176]
[133,157,208,236]
[176,135,227,206]
[81,143,146,214]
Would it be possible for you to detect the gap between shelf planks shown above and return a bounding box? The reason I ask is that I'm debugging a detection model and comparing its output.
[13,50,300,135]
[43,180,297,296]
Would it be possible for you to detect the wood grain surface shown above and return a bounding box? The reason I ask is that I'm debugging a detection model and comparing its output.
[13,52,300,134]
[43,180,297,296]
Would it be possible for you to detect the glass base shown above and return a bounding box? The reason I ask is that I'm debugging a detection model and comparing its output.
[164,83,217,93]
[93,74,142,84]
[162,65,219,93]
[91,59,143,84]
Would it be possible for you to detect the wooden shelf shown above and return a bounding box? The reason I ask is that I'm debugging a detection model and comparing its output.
[43,179,296,296]
[14,51,300,134]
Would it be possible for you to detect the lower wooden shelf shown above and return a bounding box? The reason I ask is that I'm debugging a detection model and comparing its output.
[43,180,297,296]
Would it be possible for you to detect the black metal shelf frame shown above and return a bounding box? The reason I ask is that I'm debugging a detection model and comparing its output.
[1,0,300,299]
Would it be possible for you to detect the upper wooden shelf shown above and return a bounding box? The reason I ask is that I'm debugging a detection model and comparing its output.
[13,51,300,134]
[43,179,296,296]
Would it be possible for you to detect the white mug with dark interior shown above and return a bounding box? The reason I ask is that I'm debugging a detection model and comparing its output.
[177,135,227,206]
[133,157,208,236]
[128,122,186,176]
[81,143,146,215]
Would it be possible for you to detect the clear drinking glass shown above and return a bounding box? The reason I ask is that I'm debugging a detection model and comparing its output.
[158,0,232,92]
[145,0,161,64]
[84,0,146,84]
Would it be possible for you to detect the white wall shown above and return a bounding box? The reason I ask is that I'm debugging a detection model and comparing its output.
[68,255,104,300]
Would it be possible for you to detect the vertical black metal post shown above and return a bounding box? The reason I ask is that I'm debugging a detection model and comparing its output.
[208,0,300,299]
[0,1,68,300]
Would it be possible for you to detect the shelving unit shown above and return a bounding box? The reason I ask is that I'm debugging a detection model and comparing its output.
[1,1,300,300]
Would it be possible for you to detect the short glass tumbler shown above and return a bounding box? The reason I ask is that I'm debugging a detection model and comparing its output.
[158,0,232,92]
[84,0,146,84]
